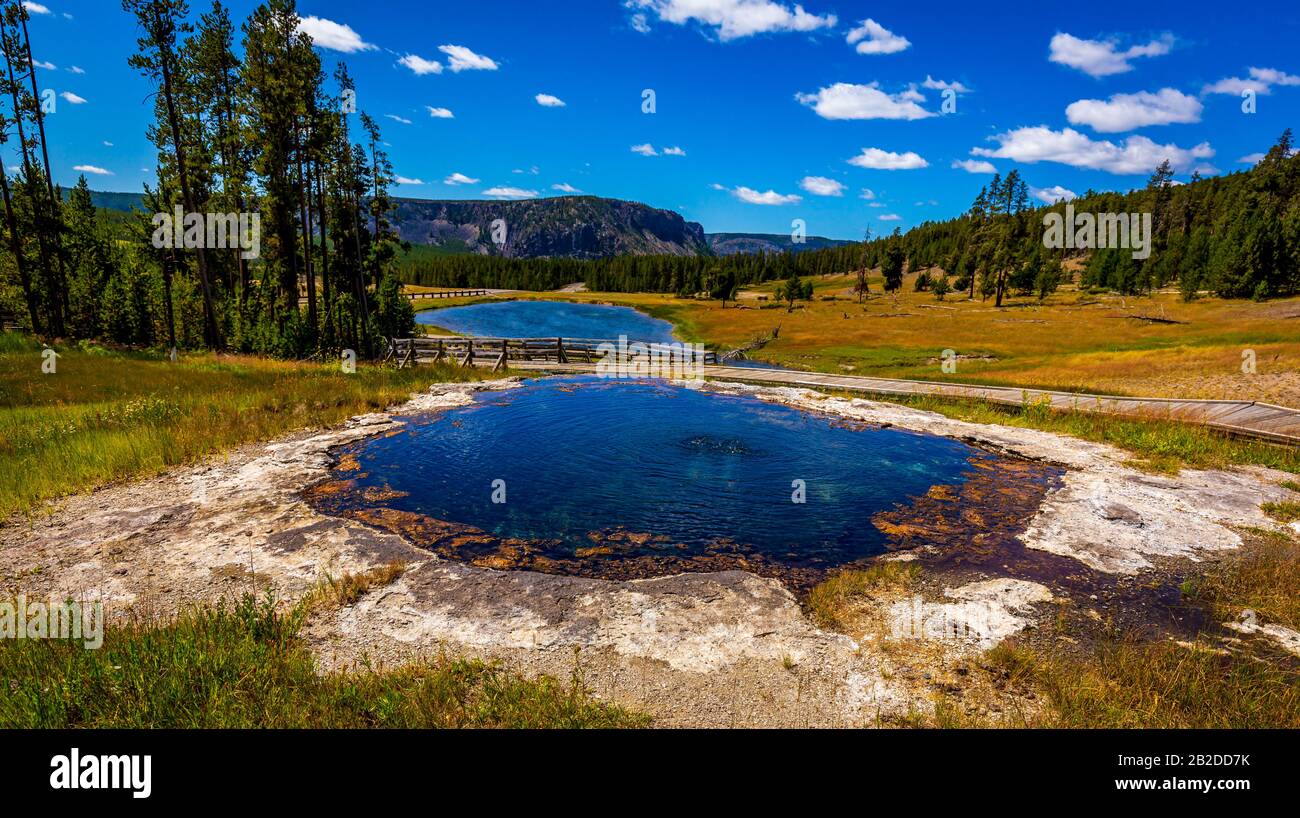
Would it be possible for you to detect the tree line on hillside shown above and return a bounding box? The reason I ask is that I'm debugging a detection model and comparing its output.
[0,0,413,356]
[400,130,1300,305]
[399,238,872,296]
[891,130,1300,303]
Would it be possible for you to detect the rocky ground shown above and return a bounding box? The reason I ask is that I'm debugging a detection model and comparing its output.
[2,377,1297,727]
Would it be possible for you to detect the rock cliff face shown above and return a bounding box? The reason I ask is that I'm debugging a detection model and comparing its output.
[389,195,710,259]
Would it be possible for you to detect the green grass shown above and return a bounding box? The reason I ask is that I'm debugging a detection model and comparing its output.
[987,637,1300,728]
[806,561,920,630]
[983,527,1300,728]
[0,334,489,519]
[1263,501,1300,524]
[0,593,647,728]
[880,392,1300,475]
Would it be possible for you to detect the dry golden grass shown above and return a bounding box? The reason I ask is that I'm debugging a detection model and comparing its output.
[1186,528,1300,629]
[806,560,920,631]
[1262,501,1300,524]
[313,561,408,610]
[497,276,1300,406]
[0,339,489,518]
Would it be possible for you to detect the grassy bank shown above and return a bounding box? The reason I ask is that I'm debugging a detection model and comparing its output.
[501,281,1300,407]
[0,594,646,728]
[406,283,1300,410]
[984,528,1300,727]
[886,392,1300,475]
[0,334,487,519]
[806,528,1300,728]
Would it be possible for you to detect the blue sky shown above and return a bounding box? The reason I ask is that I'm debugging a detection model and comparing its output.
[13,0,1300,239]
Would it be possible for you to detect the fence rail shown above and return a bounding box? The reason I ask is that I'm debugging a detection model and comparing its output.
[389,335,717,371]
[404,289,490,301]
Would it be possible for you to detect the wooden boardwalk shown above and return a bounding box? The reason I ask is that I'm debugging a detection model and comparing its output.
[389,336,718,371]
[404,289,490,301]
[390,336,1300,446]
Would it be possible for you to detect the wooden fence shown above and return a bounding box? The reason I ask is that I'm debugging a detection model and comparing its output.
[389,336,717,371]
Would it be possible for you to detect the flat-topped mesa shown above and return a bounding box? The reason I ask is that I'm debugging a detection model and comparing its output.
[389,196,710,259]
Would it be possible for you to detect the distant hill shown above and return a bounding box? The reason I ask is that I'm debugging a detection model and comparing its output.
[705,232,853,256]
[67,189,147,212]
[389,195,709,259]
[77,189,855,260]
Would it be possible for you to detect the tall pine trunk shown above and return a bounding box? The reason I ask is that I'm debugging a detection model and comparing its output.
[19,10,68,332]
[152,8,221,349]
[0,150,40,333]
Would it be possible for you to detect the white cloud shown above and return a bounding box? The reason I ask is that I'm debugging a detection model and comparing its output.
[799,176,845,196]
[297,16,376,53]
[846,19,910,55]
[59,91,86,104]
[398,55,443,75]
[1237,153,1266,164]
[68,66,85,74]
[847,147,929,170]
[535,93,566,107]
[878,213,901,221]
[972,126,1213,174]
[426,106,454,118]
[732,186,802,206]
[1203,66,1300,96]
[31,59,56,70]
[438,45,498,73]
[394,176,424,185]
[513,166,540,175]
[1048,32,1173,78]
[662,146,687,156]
[710,183,727,191]
[630,0,836,41]
[552,183,582,193]
[859,188,876,200]
[73,164,111,175]
[921,75,970,94]
[385,114,412,125]
[952,159,996,174]
[630,143,658,157]
[796,82,933,121]
[1065,88,1202,133]
[102,141,113,147]
[483,186,538,199]
[630,13,651,33]
[1031,184,1077,204]
[444,172,479,185]
[23,2,51,15]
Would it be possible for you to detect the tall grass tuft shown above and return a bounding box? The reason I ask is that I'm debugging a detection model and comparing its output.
[0,344,490,519]
[0,593,647,729]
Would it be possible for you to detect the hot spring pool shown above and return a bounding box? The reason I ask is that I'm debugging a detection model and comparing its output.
[310,378,1057,587]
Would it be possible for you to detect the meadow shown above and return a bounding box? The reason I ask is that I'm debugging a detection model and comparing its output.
[0,332,486,519]
[419,276,1300,407]
[0,592,644,729]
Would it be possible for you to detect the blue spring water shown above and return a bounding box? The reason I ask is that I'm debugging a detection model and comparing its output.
[416,300,678,343]
[332,377,989,570]
[416,299,778,369]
